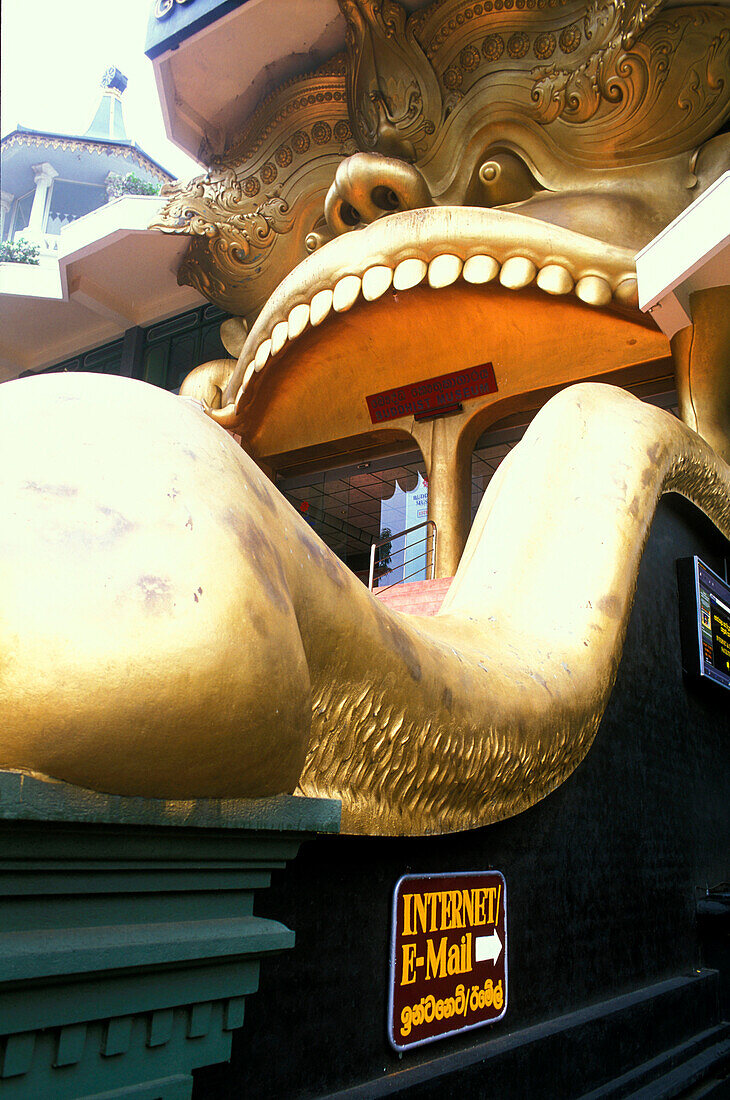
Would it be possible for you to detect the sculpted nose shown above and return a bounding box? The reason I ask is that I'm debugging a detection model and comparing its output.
[325,152,433,237]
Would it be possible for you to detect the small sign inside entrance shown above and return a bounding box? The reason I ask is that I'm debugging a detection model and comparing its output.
[366,363,497,425]
[388,871,507,1051]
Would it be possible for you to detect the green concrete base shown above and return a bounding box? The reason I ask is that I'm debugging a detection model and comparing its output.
[0,770,340,1099]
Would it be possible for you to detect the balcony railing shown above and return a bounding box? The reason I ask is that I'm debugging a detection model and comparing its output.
[368,520,437,592]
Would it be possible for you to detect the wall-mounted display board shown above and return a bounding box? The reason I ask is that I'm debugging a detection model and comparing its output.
[388,871,507,1052]
[677,556,730,691]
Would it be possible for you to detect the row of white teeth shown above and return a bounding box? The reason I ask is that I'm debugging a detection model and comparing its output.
[236,253,638,401]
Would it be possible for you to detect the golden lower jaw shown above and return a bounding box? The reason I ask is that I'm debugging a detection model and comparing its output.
[206,206,639,427]
[2,375,727,834]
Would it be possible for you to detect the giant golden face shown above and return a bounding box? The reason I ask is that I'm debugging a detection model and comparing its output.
[1,1,728,835]
[155,0,729,427]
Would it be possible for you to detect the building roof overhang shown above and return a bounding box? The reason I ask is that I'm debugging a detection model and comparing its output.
[636,172,730,338]
[1,128,174,194]
[144,0,430,161]
[144,0,730,162]
[0,196,205,380]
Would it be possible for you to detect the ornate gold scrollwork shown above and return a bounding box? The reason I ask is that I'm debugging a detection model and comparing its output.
[153,0,730,322]
[153,60,357,320]
[342,0,443,160]
[159,170,295,262]
[531,7,730,159]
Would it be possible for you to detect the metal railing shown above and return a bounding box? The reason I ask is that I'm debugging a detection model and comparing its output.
[368,520,437,592]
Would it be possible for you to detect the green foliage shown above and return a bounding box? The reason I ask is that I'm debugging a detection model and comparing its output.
[106,172,162,199]
[378,527,393,569]
[0,237,40,265]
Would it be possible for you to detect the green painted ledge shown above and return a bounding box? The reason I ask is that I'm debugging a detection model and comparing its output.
[0,768,341,832]
[0,770,340,1100]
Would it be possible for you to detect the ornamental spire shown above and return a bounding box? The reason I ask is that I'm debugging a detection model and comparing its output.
[85,67,129,141]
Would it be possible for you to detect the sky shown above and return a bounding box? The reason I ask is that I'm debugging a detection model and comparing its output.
[1,0,201,179]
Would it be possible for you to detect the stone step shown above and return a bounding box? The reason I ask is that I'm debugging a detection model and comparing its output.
[322,972,727,1099]
[581,1023,730,1099]
[372,578,454,616]
[625,1033,730,1099]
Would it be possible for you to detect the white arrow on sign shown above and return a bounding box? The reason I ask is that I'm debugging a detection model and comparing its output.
[475,930,502,965]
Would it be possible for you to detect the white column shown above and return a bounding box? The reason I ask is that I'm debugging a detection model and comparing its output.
[25,163,58,244]
[0,191,13,241]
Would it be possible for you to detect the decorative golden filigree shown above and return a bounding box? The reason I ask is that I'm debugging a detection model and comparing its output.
[153,0,730,321]
[3,133,171,181]
[153,61,357,321]
[531,5,730,144]
[399,0,730,167]
[215,56,349,167]
[158,170,295,262]
[342,0,443,159]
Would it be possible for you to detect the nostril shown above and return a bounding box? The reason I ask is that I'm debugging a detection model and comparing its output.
[371,186,400,212]
[325,153,433,237]
[340,202,362,227]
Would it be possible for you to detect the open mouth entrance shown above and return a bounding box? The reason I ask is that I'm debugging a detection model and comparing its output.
[219,248,678,582]
[275,379,680,588]
[277,448,430,587]
[276,426,529,588]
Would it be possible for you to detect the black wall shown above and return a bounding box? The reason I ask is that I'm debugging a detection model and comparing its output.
[194,494,730,1098]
